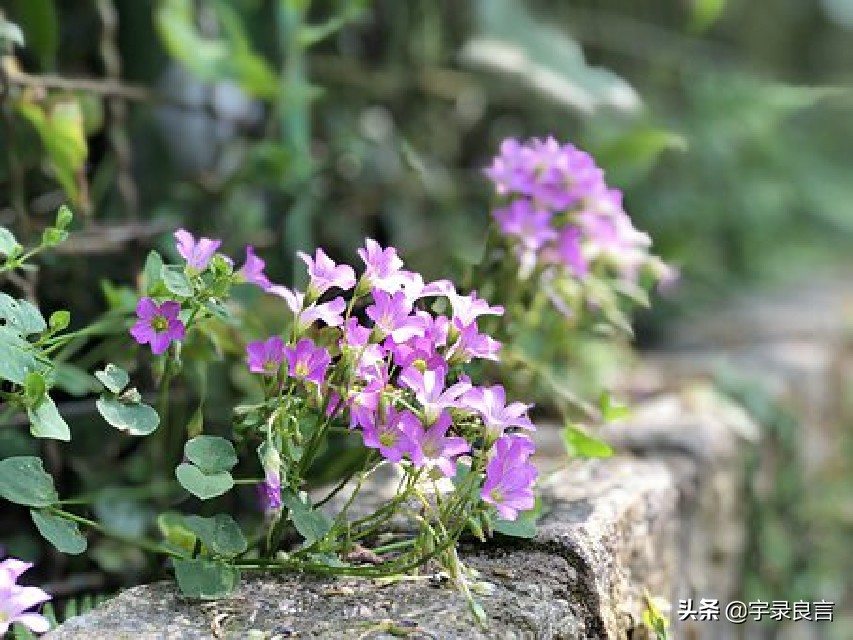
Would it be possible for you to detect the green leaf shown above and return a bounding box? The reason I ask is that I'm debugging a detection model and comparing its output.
[161,265,193,298]
[599,392,631,423]
[689,0,727,33]
[0,456,58,507]
[27,394,71,441]
[491,507,538,539]
[55,204,73,229]
[562,424,614,459]
[181,514,247,557]
[48,310,71,332]
[142,250,165,293]
[0,326,48,385]
[30,509,87,554]
[0,227,21,257]
[173,558,240,599]
[175,463,234,500]
[282,490,332,545]
[96,396,159,436]
[95,363,130,394]
[0,293,48,335]
[41,227,68,247]
[157,512,196,554]
[24,371,46,405]
[16,99,88,204]
[185,436,238,474]
[12,0,59,70]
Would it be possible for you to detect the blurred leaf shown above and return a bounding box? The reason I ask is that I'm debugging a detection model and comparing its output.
[181,514,247,557]
[0,456,58,507]
[491,508,538,539]
[173,558,240,599]
[157,512,197,553]
[176,463,234,500]
[155,0,276,99]
[562,424,614,459]
[599,392,630,423]
[463,0,640,114]
[52,363,100,397]
[185,436,238,474]
[28,394,71,441]
[16,99,88,204]
[13,0,59,70]
[30,509,87,555]
[0,15,24,49]
[94,492,149,538]
[689,0,727,33]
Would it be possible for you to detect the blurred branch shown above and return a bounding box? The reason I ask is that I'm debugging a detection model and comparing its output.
[311,54,473,100]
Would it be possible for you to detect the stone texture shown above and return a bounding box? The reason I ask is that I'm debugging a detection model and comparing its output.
[46,458,680,640]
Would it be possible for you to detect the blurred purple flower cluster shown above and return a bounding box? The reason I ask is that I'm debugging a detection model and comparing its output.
[485,137,676,306]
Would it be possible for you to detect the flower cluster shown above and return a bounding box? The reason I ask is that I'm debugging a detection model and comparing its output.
[485,137,675,310]
[244,239,538,521]
[0,558,51,636]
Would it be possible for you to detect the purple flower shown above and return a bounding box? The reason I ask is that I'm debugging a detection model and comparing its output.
[246,336,285,375]
[358,239,407,293]
[365,290,426,342]
[269,286,346,330]
[450,322,501,363]
[361,407,418,463]
[399,366,470,425]
[446,291,504,328]
[237,246,272,289]
[0,558,51,635]
[552,227,587,277]
[257,470,282,512]
[482,435,537,521]
[461,385,534,439]
[299,248,357,298]
[129,298,185,355]
[405,411,470,477]
[345,379,383,430]
[284,338,331,385]
[492,199,557,252]
[174,229,221,271]
[341,318,371,350]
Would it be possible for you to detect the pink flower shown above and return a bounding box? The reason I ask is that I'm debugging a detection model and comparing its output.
[299,248,356,298]
[269,286,346,330]
[450,322,501,363]
[365,290,426,342]
[358,239,407,292]
[174,229,220,271]
[129,298,185,355]
[482,435,537,521]
[246,336,285,375]
[0,558,51,635]
[404,411,470,477]
[238,246,272,289]
[446,291,504,328]
[399,365,470,425]
[284,338,331,385]
[361,407,418,463]
[461,385,534,439]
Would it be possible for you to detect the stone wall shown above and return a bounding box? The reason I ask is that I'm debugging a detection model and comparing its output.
[47,386,751,640]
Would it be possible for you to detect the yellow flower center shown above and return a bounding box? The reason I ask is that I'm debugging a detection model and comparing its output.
[151,315,169,333]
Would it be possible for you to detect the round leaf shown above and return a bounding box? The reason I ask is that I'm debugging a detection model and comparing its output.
[173,559,240,599]
[28,394,71,441]
[184,436,238,474]
[176,463,234,500]
[181,514,247,557]
[95,363,130,394]
[97,397,159,436]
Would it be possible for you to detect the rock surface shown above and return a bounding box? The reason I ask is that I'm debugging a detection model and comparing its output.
[47,457,683,640]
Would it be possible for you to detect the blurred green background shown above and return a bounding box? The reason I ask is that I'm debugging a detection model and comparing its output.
[2,0,853,635]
